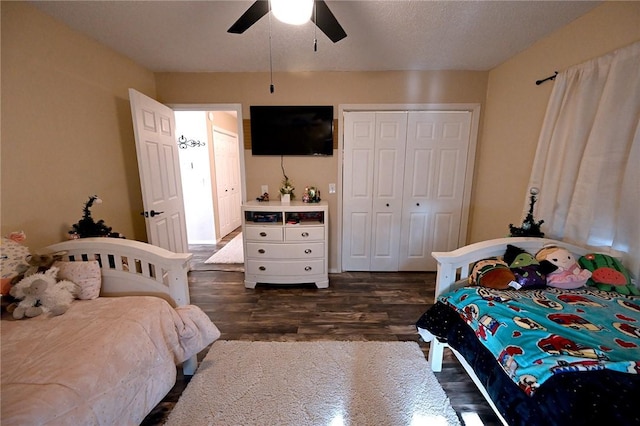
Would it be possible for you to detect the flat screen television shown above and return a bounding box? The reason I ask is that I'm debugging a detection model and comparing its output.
[250,105,334,156]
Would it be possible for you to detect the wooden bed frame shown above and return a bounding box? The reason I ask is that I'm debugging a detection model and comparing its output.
[43,237,198,374]
[426,237,592,425]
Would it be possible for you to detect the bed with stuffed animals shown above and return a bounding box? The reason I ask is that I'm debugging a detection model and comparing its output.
[0,237,221,426]
[416,237,640,426]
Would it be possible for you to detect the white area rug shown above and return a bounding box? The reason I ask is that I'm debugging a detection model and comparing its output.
[204,233,244,264]
[166,341,461,426]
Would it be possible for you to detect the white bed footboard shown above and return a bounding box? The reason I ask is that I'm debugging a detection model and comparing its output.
[427,237,590,372]
[45,238,193,307]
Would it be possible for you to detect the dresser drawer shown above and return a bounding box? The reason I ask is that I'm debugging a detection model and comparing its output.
[284,227,324,242]
[244,226,283,242]
[246,259,325,276]
[246,242,324,259]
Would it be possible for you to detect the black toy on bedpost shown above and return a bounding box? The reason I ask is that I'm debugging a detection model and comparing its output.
[509,187,545,237]
[68,195,124,239]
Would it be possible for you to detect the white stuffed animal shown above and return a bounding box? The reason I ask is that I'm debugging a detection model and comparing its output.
[10,266,77,319]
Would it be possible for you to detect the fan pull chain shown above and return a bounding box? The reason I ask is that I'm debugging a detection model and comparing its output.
[313,1,318,52]
[268,3,275,93]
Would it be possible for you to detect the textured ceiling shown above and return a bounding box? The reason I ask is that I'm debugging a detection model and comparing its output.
[30,1,601,73]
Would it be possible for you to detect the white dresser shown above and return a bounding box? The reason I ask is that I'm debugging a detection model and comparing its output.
[242,200,328,289]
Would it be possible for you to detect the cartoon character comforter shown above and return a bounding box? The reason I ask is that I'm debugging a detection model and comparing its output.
[417,286,640,425]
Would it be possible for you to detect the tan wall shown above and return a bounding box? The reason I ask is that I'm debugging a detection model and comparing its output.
[472,2,640,243]
[156,71,488,269]
[3,1,638,267]
[1,2,156,250]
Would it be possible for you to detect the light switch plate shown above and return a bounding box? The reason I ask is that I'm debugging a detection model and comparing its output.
[329,183,336,194]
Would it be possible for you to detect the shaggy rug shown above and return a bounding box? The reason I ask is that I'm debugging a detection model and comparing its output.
[165,341,461,426]
[204,233,244,264]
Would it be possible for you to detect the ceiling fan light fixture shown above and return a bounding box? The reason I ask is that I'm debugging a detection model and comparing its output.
[271,0,313,25]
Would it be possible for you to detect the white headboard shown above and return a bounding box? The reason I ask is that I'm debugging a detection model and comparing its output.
[44,238,193,307]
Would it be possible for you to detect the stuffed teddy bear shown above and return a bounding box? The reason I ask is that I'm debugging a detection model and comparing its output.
[19,251,68,279]
[10,266,77,319]
[535,245,591,289]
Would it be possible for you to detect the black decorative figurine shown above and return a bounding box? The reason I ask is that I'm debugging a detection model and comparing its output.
[69,195,122,239]
[509,187,545,238]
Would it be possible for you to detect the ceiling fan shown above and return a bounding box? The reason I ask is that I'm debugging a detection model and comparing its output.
[228,0,347,43]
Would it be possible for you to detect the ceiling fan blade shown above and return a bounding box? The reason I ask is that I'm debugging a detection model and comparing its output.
[228,0,269,34]
[312,0,347,43]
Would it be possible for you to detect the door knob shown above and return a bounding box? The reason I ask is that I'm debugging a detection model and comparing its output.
[141,210,164,218]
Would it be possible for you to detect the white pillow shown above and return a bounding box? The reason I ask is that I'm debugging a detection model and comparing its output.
[53,260,102,300]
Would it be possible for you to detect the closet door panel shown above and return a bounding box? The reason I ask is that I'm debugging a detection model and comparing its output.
[433,212,457,257]
[342,112,376,270]
[344,109,473,272]
[405,212,429,257]
[400,111,471,270]
[372,212,394,256]
[370,113,407,271]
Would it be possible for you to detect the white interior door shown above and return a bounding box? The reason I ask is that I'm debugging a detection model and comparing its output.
[399,111,472,270]
[213,127,242,238]
[129,88,188,253]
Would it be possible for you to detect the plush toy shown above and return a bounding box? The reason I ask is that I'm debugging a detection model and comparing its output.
[469,257,520,290]
[16,251,68,282]
[1,232,30,295]
[10,267,77,319]
[535,246,591,289]
[578,253,640,296]
[503,245,555,289]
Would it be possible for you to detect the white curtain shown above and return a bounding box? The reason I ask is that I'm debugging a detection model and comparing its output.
[528,40,640,278]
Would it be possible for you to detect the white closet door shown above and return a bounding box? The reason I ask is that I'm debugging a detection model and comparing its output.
[370,112,407,271]
[399,111,472,270]
[342,112,376,270]
[214,128,241,238]
[342,112,407,271]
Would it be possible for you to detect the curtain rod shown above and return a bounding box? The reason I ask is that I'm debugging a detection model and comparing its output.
[536,71,558,85]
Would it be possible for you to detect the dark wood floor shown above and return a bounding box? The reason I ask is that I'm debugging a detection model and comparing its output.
[142,230,501,425]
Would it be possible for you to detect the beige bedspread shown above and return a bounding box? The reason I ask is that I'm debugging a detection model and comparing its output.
[1,296,220,425]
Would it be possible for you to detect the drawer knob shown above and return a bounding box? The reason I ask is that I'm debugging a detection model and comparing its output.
[301,232,309,237]
[258,249,266,254]
[304,249,312,254]
[305,266,312,271]
[259,232,267,237]
[259,266,266,271]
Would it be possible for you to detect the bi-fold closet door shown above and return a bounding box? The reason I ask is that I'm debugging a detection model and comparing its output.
[342,110,472,271]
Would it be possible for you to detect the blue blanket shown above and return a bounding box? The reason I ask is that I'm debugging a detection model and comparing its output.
[438,286,640,395]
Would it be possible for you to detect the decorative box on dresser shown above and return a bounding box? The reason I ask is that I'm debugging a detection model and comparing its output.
[242,200,329,289]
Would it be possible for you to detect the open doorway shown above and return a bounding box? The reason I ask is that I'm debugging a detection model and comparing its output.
[172,105,245,269]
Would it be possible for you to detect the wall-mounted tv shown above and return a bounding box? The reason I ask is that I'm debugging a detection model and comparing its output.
[250,105,334,156]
